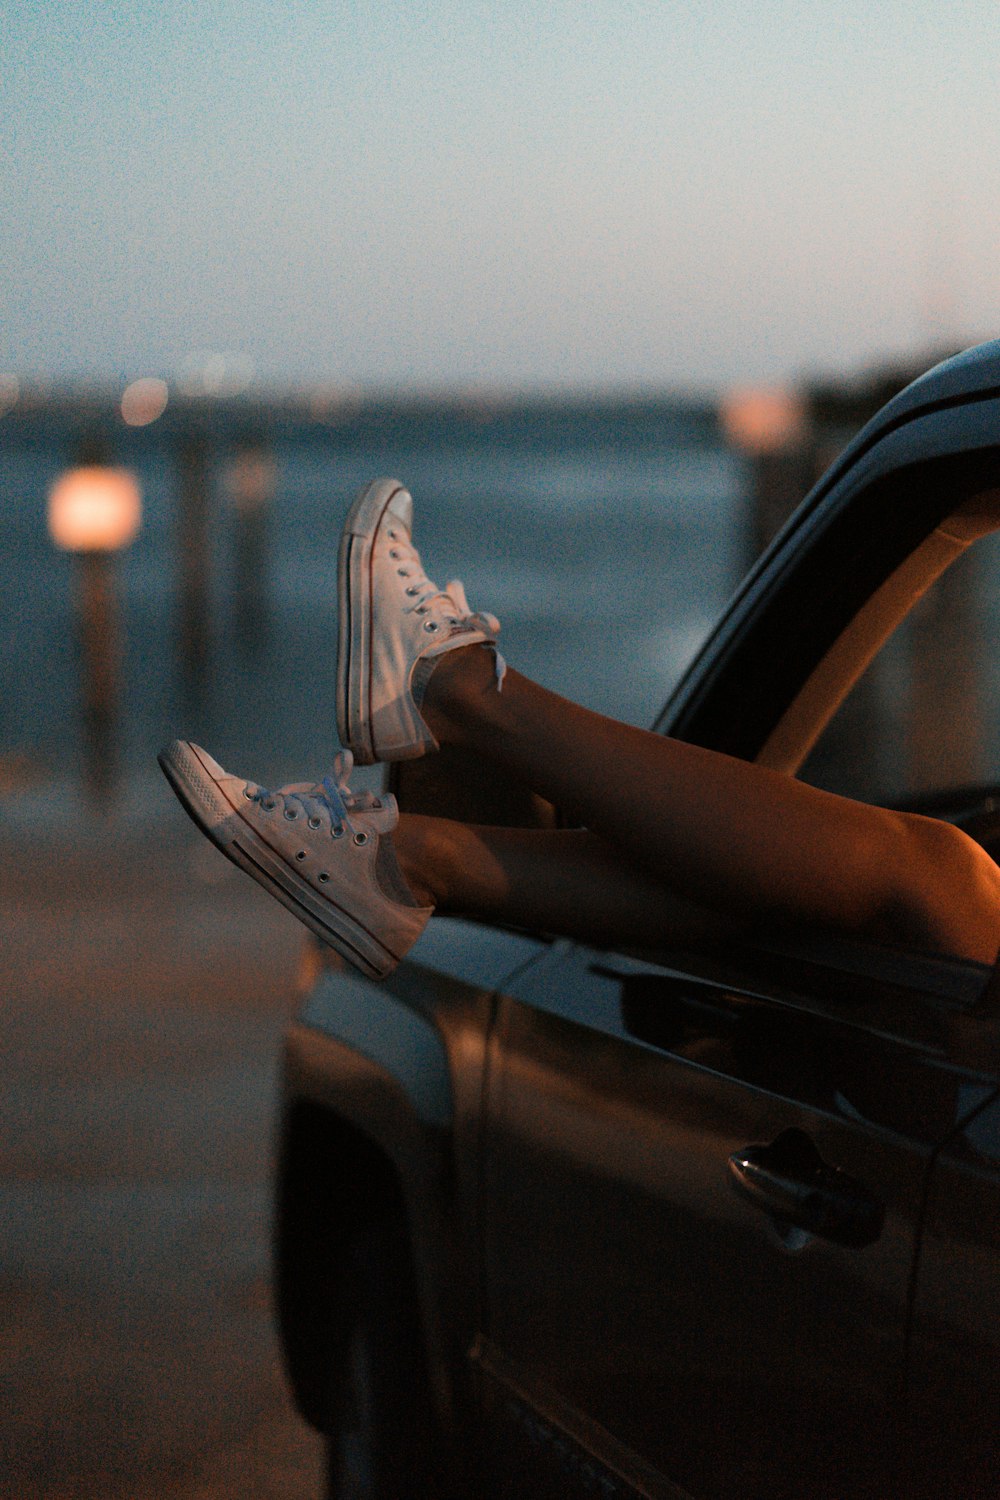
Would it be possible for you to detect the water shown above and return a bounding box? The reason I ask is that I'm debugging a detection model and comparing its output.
[0,405,743,794]
[5,401,1000,817]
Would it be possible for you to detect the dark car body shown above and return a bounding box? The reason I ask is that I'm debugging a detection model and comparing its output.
[275,341,1000,1499]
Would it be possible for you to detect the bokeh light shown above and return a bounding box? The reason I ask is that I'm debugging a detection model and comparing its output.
[308,382,363,424]
[47,466,142,552]
[719,386,808,455]
[224,448,277,514]
[120,377,169,427]
[178,352,255,397]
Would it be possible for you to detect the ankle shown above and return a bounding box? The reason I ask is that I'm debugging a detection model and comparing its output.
[393,814,452,909]
[420,643,499,748]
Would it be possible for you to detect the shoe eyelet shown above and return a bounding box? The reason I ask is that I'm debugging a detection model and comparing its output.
[284,808,298,820]
[405,586,419,596]
[242,786,254,800]
[295,850,306,861]
[424,620,439,632]
[387,529,398,540]
[308,816,321,829]
[389,549,400,560]
[397,568,410,577]
[353,832,369,847]
[318,871,330,883]
[332,825,345,839]
[415,606,428,615]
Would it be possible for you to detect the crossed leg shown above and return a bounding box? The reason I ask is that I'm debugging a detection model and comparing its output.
[392,647,1000,966]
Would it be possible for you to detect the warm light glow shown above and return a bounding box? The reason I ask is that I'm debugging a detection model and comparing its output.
[179,351,255,396]
[121,377,168,427]
[224,448,277,513]
[48,466,142,552]
[720,385,807,455]
[308,381,363,424]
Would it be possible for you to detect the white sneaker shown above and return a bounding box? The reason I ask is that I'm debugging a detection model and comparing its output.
[158,740,432,979]
[336,478,503,764]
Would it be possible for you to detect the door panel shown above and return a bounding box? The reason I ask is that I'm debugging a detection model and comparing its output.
[481,943,974,1499]
[906,1088,1000,1496]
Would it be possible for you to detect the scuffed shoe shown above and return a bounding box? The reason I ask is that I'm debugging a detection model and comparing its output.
[336,477,503,764]
[158,740,432,979]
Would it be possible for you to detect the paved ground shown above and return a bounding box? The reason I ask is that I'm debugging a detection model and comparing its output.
[0,776,325,1499]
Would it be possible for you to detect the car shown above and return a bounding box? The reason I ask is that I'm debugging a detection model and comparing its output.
[273,339,1000,1499]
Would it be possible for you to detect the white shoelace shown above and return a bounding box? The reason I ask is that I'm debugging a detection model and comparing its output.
[246,750,382,835]
[389,538,506,688]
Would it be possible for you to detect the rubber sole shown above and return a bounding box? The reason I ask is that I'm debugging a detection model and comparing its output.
[336,478,408,766]
[158,740,398,980]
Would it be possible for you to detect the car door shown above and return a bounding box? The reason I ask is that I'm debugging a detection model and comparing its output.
[385,346,1000,1496]
[477,933,993,1500]
[904,974,1000,1497]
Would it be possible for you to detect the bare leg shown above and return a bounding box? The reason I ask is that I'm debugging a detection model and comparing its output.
[412,647,1000,964]
[395,817,734,950]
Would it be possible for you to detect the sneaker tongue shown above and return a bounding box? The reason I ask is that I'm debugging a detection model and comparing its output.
[443,580,500,638]
[445,578,471,615]
[363,793,399,833]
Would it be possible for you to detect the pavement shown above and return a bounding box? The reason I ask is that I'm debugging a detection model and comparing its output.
[0,773,325,1499]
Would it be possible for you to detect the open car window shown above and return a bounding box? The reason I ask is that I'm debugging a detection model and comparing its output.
[799,528,1000,867]
[639,515,1000,1013]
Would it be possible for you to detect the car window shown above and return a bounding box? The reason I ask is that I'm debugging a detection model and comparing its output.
[800,530,1000,815]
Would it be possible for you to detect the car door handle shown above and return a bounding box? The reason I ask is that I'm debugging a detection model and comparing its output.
[728,1128,884,1248]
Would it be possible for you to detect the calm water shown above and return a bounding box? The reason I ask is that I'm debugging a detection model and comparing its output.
[0,405,745,793]
[7,402,1000,810]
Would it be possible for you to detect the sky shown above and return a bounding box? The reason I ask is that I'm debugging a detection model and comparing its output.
[3,0,999,393]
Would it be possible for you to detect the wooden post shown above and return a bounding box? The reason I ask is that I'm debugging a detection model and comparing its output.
[745,444,818,563]
[177,427,212,699]
[76,550,120,801]
[228,435,275,651]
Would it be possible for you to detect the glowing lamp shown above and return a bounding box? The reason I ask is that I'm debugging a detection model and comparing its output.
[47,466,142,552]
[720,386,807,456]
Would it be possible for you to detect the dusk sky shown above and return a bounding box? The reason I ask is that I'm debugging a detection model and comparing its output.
[3,1,999,392]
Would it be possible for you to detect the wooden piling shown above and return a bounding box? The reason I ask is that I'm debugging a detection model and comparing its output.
[228,435,275,651]
[177,428,212,698]
[76,550,120,801]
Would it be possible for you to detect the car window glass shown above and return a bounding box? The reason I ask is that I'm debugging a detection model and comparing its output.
[800,531,1000,815]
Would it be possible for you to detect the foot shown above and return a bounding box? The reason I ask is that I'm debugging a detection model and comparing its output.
[158,741,432,979]
[336,477,503,764]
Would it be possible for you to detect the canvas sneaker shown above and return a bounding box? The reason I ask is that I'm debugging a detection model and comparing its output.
[336,477,503,764]
[158,740,432,979]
